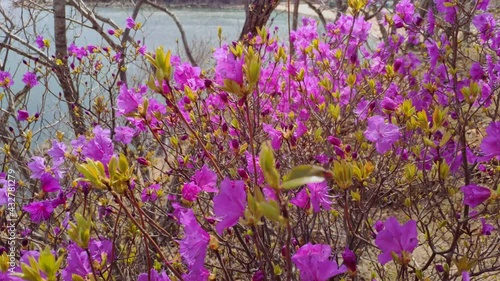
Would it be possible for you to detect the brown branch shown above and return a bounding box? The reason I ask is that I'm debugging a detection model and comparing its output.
[144,0,197,66]
[303,0,326,27]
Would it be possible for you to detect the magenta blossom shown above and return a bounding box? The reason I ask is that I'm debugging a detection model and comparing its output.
[115,126,135,144]
[47,140,67,161]
[342,248,357,272]
[22,72,38,88]
[462,271,471,281]
[82,126,114,164]
[435,0,457,23]
[23,201,53,223]
[213,178,246,235]
[17,110,29,121]
[126,17,136,29]
[178,209,209,280]
[116,84,145,116]
[182,182,201,201]
[0,173,9,206]
[292,243,347,281]
[480,121,500,160]
[364,115,401,154]
[40,173,60,193]
[61,239,113,281]
[35,35,45,49]
[290,181,331,213]
[141,183,161,202]
[28,156,64,180]
[461,184,491,208]
[263,123,283,150]
[214,45,244,85]
[480,218,494,235]
[375,217,418,265]
[138,269,171,281]
[193,165,218,192]
[0,71,13,88]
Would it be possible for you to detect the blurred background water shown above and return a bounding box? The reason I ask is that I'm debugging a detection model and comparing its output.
[0,1,292,143]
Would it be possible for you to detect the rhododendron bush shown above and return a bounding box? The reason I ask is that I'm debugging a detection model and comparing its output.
[1,0,500,280]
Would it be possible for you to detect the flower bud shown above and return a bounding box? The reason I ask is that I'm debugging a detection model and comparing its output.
[327,136,341,146]
[137,157,150,166]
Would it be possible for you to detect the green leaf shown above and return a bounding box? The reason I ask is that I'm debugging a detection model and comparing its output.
[282,165,328,190]
[39,246,55,276]
[258,200,281,222]
[72,274,85,281]
[118,153,129,173]
[108,155,118,183]
[17,256,42,281]
[69,213,92,249]
[259,144,280,189]
[76,163,97,183]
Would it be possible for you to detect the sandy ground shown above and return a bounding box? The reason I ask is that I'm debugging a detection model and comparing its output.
[275,3,337,20]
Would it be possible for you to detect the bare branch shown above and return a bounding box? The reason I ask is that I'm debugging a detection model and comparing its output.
[144,0,197,66]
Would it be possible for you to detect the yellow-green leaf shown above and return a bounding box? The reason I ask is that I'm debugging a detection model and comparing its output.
[282,165,328,190]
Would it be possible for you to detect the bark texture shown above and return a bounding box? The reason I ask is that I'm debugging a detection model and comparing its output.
[239,0,280,41]
[53,0,86,136]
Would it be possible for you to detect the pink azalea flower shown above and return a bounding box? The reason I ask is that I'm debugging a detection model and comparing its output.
[461,184,491,208]
[82,126,114,164]
[35,35,45,49]
[480,218,494,235]
[342,248,357,272]
[138,269,171,281]
[116,84,144,116]
[435,0,458,23]
[291,182,331,213]
[178,209,209,280]
[47,140,66,161]
[263,123,283,150]
[375,217,418,265]
[290,188,310,210]
[126,17,136,29]
[40,173,60,193]
[292,243,347,281]
[193,165,218,192]
[137,45,147,55]
[115,126,135,144]
[477,0,489,10]
[23,201,53,223]
[22,72,38,88]
[308,182,331,213]
[473,13,496,41]
[480,121,500,160]
[141,184,161,202]
[0,71,14,88]
[0,186,8,206]
[364,116,400,154]
[213,178,246,235]
[214,45,244,85]
[182,182,201,201]
[174,62,205,91]
[27,156,48,179]
[17,110,29,121]
[62,239,113,281]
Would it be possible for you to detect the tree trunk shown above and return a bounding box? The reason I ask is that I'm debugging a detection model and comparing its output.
[292,0,300,31]
[53,0,86,136]
[239,0,280,41]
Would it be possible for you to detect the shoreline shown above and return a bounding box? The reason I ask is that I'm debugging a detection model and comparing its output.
[275,3,337,21]
[54,0,245,9]
[14,0,245,9]
[275,3,383,40]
